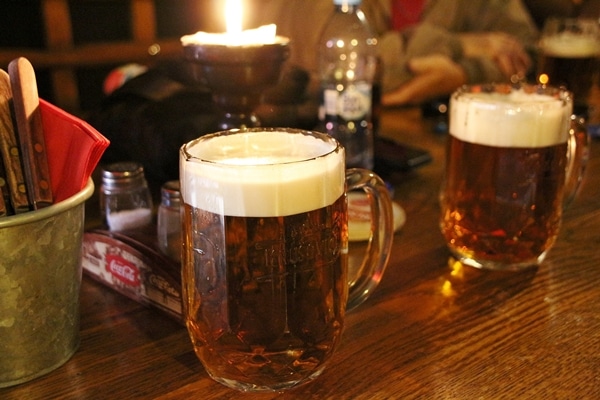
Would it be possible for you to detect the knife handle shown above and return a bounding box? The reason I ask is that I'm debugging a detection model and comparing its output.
[0,158,10,216]
[0,68,31,213]
[9,57,53,209]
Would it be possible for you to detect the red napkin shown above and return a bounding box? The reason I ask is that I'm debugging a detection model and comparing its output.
[39,99,110,203]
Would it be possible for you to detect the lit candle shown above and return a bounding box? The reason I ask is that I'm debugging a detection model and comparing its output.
[181,0,284,46]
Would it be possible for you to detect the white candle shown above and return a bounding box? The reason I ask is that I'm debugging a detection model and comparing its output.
[181,0,282,46]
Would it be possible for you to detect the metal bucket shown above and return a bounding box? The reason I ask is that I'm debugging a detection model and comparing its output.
[0,179,94,388]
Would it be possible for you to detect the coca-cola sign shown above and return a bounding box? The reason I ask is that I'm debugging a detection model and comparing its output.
[105,254,140,287]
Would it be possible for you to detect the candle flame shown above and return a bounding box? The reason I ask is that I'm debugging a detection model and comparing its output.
[226,0,243,35]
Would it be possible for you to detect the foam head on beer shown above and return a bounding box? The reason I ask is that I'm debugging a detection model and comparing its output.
[181,129,346,217]
[539,16,600,60]
[540,32,600,59]
[450,87,573,148]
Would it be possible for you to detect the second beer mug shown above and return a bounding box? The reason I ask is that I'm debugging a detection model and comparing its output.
[537,17,600,115]
[440,83,588,271]
[180,127,394,392]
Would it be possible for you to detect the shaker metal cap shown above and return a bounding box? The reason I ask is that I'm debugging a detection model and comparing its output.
[101,161,146,190]
[160,180,181,208]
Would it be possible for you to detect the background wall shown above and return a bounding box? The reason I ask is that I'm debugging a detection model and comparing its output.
[0,0,225,115]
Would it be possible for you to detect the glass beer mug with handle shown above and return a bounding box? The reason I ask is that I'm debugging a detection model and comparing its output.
[180,127,394,392]
[440,83,588,271]
[537,17,600,117]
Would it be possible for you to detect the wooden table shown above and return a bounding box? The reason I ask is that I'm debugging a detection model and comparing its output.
[3,107,600,399]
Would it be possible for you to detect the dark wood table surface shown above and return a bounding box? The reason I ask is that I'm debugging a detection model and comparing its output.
[2,106,600,400]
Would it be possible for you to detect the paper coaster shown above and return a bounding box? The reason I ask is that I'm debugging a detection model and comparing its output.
[348,191,406,242]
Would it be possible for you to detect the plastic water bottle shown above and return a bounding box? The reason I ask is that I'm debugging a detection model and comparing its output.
[318,0,378,169]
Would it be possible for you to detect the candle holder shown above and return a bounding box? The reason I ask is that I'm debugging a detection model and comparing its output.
[183,40,290,130]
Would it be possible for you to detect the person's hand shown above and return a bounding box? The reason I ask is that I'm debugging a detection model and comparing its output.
[381,54,467,106]
[459,32,532,81]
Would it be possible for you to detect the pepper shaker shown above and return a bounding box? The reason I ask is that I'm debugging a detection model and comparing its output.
[157,180,181,261]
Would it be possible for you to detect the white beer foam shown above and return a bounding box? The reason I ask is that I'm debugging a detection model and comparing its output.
[450,89,572,148]
[540,33,600,58]
[181,131,345,217]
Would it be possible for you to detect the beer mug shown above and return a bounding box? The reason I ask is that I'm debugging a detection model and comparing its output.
[537,18,600,115]
[440,83,588,271]
[180,127,394,392]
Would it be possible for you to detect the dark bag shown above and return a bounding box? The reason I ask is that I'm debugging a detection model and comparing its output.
[87,62,217,187]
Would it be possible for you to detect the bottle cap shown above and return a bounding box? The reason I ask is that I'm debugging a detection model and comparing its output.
[334,0,362,5]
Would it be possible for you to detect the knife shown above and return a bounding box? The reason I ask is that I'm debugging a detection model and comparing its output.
[0,68,31,213]
[0,160,7,216]
[9,57,53,209]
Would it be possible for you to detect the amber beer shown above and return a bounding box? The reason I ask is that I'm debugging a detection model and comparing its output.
[441,85,573,270]
[180,129,349,391]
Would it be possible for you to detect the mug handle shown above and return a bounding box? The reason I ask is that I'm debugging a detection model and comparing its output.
[345,168,395,310]
[564,115,590,207]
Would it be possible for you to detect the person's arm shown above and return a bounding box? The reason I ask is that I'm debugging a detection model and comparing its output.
[379,0,538,106]
[458,32,532,81]
[423,0,538,81]
[378,23,467,106]
[381,54,467,106]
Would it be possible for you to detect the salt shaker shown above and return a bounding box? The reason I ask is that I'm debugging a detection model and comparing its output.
[157,180,181,261]
[100,162,153,231]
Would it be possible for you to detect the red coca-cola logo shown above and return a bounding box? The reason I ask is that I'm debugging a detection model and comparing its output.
[105,254,140,287]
